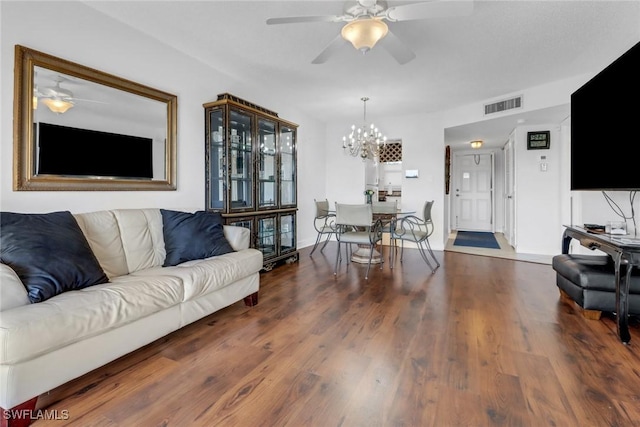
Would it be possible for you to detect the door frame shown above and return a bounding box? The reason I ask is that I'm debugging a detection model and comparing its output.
[503,133,516,248]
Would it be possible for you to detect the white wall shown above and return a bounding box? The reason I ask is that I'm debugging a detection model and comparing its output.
[513,124,563,255]
[0,1,327,251]
[295,119,328,249]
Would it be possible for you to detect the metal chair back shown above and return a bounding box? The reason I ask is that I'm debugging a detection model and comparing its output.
[372,200,398,214]
[315,199,331,218]
[335,203,373,228]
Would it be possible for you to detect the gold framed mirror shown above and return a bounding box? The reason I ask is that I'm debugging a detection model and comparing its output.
[13,45,177,191]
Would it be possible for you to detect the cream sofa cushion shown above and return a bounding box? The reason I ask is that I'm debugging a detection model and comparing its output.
[0,275,184,364]
[223,225,250,251]
[111,209,166,273]
[74,210,128,278]
[131,249,263,301]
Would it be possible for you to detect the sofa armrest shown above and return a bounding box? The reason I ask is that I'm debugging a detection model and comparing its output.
[223,225,250,251]
[0,263,30,311]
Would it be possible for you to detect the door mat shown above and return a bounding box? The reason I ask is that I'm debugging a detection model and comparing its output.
[453,231,501,249]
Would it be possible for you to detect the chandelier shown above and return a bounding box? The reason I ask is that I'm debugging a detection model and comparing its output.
[342,97,387,161]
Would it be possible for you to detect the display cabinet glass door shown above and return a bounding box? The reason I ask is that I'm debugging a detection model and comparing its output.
[279,213,296,254]
[207,108,224,210]
[229,109,253,211]
[257,215,277,259]
[280,125,296,206]
[258,119,277,209]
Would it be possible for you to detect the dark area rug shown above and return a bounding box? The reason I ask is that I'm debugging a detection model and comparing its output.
[453,231,501,249]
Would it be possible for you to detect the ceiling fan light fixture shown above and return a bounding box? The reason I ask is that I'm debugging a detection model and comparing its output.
[470,140,483,149]
[41,98,74,114]
[341,18,389,53]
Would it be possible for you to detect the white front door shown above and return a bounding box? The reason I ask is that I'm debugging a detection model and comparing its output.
[453,152,494,231]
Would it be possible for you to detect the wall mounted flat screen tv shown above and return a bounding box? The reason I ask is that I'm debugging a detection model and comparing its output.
[37,123,153,179]
[570,41,640,191]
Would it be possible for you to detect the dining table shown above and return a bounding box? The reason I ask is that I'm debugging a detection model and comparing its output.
[331,205,415,265]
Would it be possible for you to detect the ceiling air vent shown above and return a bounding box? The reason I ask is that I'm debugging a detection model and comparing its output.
[484,95,523,115]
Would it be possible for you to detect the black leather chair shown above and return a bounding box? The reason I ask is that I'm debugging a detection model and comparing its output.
[552,253,640,319]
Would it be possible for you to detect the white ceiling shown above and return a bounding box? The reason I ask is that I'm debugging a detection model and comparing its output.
[84,0,640,148]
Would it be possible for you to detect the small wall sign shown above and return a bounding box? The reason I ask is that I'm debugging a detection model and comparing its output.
[527,131,550,150]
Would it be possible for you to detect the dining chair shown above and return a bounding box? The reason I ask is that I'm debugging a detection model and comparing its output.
[372,200,398,243]
[390,200,440,273]
[334,203,383,279]
[310,198,337,256]
[371,200,398,214]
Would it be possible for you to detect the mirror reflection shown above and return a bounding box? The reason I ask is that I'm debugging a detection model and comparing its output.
[14,45,177,191]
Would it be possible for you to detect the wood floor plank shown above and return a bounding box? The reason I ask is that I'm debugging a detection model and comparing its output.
[431,386,485,426]
[513,351,580,426]
[478,372,529,426]
[31,244,640,426]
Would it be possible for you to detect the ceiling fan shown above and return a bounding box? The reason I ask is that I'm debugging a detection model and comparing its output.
[36,76,106,114]
[266,0,473,65]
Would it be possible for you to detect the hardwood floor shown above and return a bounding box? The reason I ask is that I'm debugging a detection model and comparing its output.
[33,244,640,426]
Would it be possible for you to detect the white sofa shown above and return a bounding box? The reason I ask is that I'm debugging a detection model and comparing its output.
[0,208,263,418]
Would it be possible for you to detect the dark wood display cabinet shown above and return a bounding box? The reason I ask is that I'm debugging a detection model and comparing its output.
[204,93,298,270]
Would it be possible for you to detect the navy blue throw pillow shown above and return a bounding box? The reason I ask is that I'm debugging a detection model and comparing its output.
[0,211,109,303]
[160,210,235,267]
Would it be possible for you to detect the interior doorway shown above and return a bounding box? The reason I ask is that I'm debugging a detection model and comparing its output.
[451,152,494,232]
[370,140,402,205]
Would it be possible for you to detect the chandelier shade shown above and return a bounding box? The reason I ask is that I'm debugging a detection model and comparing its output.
[342,97,387,161]
[341,18,389,53]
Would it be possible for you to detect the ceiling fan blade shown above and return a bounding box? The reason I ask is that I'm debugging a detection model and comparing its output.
[386,0,474,22]
[38,88,58,97]
[73,98,108,104]
[379,30,416,65]
[266,15,342,25]
[312,35,347,64]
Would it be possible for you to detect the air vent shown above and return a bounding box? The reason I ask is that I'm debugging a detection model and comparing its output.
[484,95,523,115]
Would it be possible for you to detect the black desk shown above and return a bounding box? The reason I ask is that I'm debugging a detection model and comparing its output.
[562,226,640,343]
